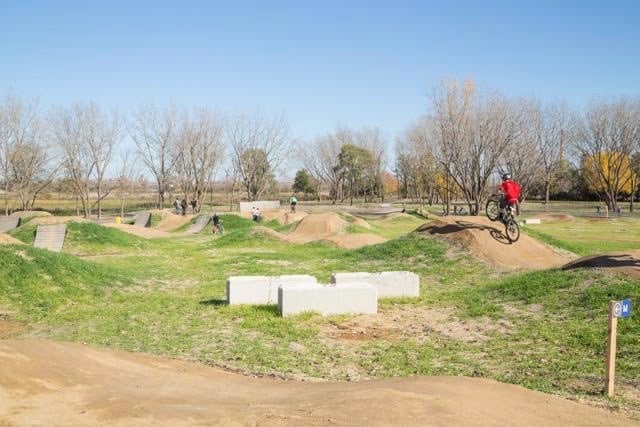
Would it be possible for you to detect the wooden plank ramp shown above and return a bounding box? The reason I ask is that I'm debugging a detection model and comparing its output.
[134,212,151,228]
[33,224,67,252]
[0,216,21,233]
[189,215,212,233]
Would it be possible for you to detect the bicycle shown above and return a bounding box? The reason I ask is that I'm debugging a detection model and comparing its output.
[211,222,224,235]
[485,194,520,242]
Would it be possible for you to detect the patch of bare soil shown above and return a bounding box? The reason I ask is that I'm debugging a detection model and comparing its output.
[563,250,640,280]
[416,216,573,270]
[101,223,171,239]
[0,339,636,426]
[0,315,25,338]
[0,234,24,245]
[10,210,52,218]
[321,306,511,344]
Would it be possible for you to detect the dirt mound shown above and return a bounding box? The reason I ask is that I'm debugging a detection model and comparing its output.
[563,251,640,279]
[253,213,385,249]
[28,215,88,226]
[0,234,24,245]
[0,339,635,426]
[10,210,52,218]
[287,213,348,241]
[260,209,308,225]
[532,213,575,222]
[416,216,572,270]
[102,223,171,239]
[155,210,194,231]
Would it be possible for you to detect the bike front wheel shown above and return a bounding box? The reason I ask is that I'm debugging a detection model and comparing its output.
[486,199,500,221]
[505,218,520,242]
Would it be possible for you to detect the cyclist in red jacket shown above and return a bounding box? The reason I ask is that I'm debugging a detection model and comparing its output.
[498,173,521,217]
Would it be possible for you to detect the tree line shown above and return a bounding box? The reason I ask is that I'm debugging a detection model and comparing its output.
[1,80,640,217]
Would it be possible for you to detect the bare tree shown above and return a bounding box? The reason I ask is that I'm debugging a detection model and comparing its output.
[130,104,179,208]
[52,102,120,218]
[530,101,572,205]
[227,111,291,201]
[173,108,225,208]
[299,132,343,202]
[431,79,521,215]
[355,127,387,202]
[116,150,138,217]
[0,94,60,212]
[395,117,439,205]
[573,98,640,211]
[499,99,545,202]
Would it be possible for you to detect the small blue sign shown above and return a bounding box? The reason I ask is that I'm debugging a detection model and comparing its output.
[621,299,632,318]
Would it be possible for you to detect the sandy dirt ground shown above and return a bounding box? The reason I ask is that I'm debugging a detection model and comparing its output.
[0,339,636,427]
[0,234,24,245]
[101,223,171,239]
[417,216,573,270]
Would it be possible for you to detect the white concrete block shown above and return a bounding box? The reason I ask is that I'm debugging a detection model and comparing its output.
[279,282,377,317]
[227,275,317,305]
[523,218,541,224]
[331,271,420,298]
[239,201,281,215]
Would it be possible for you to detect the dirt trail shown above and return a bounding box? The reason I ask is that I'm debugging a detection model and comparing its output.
[0,339,635,427]
[417,216,573,270]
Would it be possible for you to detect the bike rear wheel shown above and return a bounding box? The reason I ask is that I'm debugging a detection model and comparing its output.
[485,199,500,221]
[504,218,520,242]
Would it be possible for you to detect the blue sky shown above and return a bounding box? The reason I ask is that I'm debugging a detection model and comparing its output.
[2,0,639,143]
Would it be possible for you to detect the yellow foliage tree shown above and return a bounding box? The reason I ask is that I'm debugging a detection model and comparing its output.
[581,152,634,194]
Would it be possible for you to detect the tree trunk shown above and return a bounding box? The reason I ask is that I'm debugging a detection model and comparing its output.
[544,180,551,209]
[4,181,8,216]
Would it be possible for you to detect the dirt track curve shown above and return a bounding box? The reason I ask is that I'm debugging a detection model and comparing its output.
[0,339,636,426]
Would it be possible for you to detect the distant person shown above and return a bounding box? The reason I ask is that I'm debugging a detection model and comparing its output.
[191,199,198,214]
[289,194,297,213]
[251,206,258,221]
[173,198,181,214]
[497,173,521,217]
[180,198,188,216]
[212,212,224,235]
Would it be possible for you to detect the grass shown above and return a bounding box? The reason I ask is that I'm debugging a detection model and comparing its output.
[1,210,639,417]
[523,217,640,256]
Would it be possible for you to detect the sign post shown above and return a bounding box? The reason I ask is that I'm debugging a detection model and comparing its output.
[605,299,632,397]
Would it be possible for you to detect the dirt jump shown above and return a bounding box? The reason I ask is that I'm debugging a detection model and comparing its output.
[416,216,573,270]
[563,250,640,280]
[265,212,386,249]
[0,339,635,427]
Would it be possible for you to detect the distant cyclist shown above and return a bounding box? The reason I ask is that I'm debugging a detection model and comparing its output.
[289,194,297,213]
[497,173,521,217]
